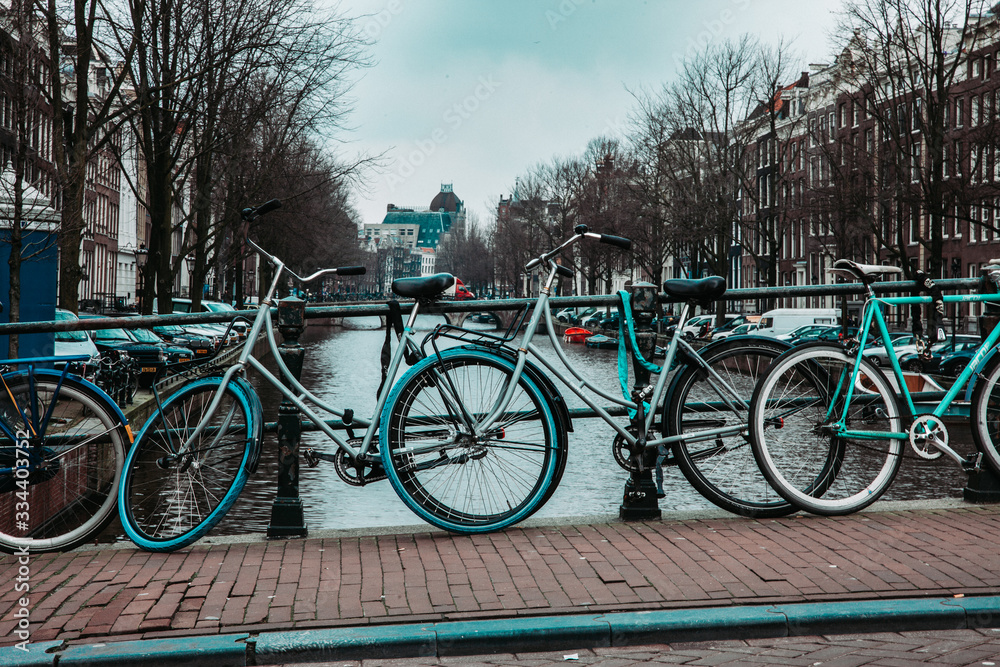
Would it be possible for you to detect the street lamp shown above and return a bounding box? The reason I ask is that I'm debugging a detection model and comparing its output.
[185,255,195,297]
[135,244,148,310]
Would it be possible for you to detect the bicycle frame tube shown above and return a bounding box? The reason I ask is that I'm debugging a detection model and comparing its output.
[173,262,425,463]
[472,263,752,450]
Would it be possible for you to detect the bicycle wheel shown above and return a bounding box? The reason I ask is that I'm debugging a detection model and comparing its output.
[0,372,128,553]
[119,376,261,552]
[749,344,903,515]
[971,355,1000,474]
[665,337,795,518]
[380,348,562,533]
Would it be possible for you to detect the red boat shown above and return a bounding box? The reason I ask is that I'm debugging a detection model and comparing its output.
[563,327,593,344]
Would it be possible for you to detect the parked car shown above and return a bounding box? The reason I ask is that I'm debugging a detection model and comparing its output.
[862,333,922,366]
[172,297,248,342]
[712,322,760,340]
[709,314,758,339]
[787,325,841,346]
[756,308,839,338]
[127,328,194,364]
[579,310,610,329]
[79,314,167,388]
[777,323,842,342]
[938,349,978,377]
[598,313,620,331]
[898,336,980,374]
[53,308,101,378]
[681,314,740,340]
[152,325,216,359]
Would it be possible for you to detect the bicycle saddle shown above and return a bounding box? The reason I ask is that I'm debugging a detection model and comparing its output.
[831,259,903,284]
[662,276,726,305]
[392,273,456,299]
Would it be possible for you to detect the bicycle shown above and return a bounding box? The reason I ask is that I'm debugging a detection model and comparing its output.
[748,259,1000,516]
[379,225,798,525]
[117,199,571,551]
[0,345,133,553]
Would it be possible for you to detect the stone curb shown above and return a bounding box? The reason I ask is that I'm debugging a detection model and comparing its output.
[3,596,999,665]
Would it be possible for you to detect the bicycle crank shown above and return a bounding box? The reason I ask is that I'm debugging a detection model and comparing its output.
[908,415,947,460]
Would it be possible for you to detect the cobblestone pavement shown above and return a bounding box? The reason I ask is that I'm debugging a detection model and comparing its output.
[275,629,1000,666]
[3,502,1000,649]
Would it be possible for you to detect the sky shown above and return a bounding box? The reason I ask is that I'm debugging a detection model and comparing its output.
[334,0,846,230]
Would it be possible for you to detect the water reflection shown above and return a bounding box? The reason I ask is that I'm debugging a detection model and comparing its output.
[138,323,978,537]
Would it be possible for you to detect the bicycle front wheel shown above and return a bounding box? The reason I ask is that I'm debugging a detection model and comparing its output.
[119,377,261,552]
[0,373,129,553]
[749,344,903,515]
[971,355,1000,474]
[380,349,562,533]
[665,337,795,518]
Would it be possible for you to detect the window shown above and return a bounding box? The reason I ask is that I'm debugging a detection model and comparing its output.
[972,96,980,126]
[912,143,921,182]
[975,58,983,78]
[971,206,979,242]
[853,100,860,127]
[910,208,920,244]
[839,103,847,128]
[943,143,949,178]
[828,112,835,140]
[913,97,922,131]
[956,97,964,127]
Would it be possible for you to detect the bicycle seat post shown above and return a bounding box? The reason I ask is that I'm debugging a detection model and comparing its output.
[619,281,663,521]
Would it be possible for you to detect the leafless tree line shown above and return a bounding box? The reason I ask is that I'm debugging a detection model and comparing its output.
[2,0,373,328]
[492,0,1000,308]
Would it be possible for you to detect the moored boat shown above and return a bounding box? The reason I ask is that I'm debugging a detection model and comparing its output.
[563,327,592,344]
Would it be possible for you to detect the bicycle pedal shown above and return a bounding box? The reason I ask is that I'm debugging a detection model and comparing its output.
[963,452,984,473]
[302,448,320,468]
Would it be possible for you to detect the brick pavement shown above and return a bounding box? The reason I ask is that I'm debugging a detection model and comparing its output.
[2,505,1000,649]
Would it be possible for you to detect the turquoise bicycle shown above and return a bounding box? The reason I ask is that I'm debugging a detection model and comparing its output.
[748,259,1000,515]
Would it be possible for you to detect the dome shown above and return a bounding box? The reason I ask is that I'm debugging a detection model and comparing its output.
[429,184,462,213]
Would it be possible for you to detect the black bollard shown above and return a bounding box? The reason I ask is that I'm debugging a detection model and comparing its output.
[620,282,663,521]
[267,296,309,538]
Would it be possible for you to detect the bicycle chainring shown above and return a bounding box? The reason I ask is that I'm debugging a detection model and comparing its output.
[333,449,387,486]
[612,432,640,473]
[908,415,946,460]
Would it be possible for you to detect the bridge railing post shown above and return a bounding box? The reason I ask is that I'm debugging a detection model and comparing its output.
[267,295,308,539]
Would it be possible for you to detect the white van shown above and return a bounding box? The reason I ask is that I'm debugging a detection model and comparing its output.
[755,308,839,338]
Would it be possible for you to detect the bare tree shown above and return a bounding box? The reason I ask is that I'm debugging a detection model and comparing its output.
[837,0,991,278]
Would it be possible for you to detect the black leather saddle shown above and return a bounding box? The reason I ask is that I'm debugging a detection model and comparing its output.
[662,276,727,305]
[391,273,456,299]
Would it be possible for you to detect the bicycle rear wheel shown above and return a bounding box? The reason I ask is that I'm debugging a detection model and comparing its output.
[119,376,261,552]
[749,344,903,515]
[665,337,795,518]
[380,348,562,533]
[0,372,128,553]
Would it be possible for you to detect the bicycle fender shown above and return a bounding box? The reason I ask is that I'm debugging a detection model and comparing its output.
[458,344,574,434]
[4,368,131,428]
[228,376,265,473]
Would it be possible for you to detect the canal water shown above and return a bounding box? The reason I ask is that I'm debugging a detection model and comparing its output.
[194,316,976,537]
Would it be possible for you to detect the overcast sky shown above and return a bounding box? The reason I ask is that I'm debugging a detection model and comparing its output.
[336,0,845,230]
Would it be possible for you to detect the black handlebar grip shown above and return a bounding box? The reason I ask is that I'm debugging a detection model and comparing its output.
[574,224,589,235]
[337,266,366,276]
[600,234,631,250]
[256,199,282,216]
[555,265,574,279]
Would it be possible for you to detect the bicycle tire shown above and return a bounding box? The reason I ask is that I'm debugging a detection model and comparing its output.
[971,354,1000,474]
[749,344,903,515]
[380,348,562,533]
[119,376,261,552]
[0,371,129,553]
[664,337,795,518]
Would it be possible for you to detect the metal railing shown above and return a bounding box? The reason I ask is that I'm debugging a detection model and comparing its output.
[0,276,982,336]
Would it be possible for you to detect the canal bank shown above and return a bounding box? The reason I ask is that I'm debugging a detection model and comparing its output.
[2,500,999,664]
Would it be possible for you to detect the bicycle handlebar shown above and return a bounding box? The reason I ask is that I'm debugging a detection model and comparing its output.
[524,224,632,272]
